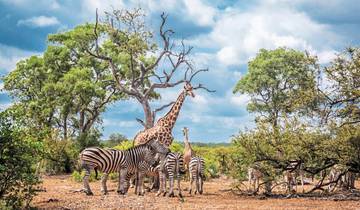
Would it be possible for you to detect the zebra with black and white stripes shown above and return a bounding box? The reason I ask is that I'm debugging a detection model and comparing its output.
[189,156,205,195]
[79,139,169,195]
[156,152,185,197]
[133,161,161,195]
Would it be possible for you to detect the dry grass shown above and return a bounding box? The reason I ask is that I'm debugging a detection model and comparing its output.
[32,175,360,210]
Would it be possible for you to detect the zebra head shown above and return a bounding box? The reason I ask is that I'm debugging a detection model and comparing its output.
[146,139,170,155]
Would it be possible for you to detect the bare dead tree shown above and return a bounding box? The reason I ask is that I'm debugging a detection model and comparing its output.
[86,9,214,129]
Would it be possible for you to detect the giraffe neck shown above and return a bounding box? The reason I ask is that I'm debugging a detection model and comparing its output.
[156,91,186,129]
[183,130,192,150]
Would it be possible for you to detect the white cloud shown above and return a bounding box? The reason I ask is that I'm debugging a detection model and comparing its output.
[230,94,250,107]
[317,50,338,64]
[189,1,339,66]
[0,44,39,73]
[183,0,217,26]
[17,16,60,27]
[103,119,138,127]
[0,0,60,10]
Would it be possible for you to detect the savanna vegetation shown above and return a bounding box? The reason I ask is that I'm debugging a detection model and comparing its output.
[0,7,359,209]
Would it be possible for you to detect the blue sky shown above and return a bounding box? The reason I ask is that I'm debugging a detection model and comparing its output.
[0,0,359,142]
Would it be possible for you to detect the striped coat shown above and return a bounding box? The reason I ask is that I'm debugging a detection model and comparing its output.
[157,152,185,197]
[189,156,205,195]
[80,140,169,195]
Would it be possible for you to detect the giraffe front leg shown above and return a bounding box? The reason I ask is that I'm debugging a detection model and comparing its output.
[101,173,109,195]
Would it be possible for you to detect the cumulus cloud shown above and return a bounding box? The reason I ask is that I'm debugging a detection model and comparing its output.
[17,16,60,27]
[0,44,38,73]
[1,0,60,10]
[189,1,340,66]
[183,0,217,26]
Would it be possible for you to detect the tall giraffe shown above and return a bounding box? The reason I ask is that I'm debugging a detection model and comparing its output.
[182,127,195,170]
[133,82,195,147]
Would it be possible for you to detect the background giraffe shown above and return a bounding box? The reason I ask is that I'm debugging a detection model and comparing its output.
[133,82,195,147]
[182,127,195,170]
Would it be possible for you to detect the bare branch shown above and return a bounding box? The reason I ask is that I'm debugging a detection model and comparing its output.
[145,12,173,72]
[154,101,175,113]
[188,68,208,83]
[193,84,216,93]
[136,118,146,127]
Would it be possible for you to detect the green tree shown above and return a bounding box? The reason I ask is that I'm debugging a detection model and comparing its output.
[3,27,124,141]
[234,48,319,128]
[101,133,128,148]
[50,8,211,129]
[232,48,320,194]
[321,47,360,126]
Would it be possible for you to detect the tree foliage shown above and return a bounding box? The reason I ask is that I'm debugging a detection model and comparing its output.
[0,112,41,209]
[234,48,319,127]
[3,25,124,140]
[232,47,360,194]
[321,47,360,126]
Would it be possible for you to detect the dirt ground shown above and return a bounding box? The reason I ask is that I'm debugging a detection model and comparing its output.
[32,175,360,210]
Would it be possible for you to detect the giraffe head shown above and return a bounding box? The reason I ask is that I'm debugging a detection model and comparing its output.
[182,127,189,136]
[184,82,195,97]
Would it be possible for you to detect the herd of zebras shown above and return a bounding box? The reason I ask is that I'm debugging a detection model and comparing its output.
[248,162,357,193]
[79,139,205,197]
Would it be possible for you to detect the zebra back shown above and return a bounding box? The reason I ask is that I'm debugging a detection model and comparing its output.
[189,156,205,179]
[164,152,185,178]
[80,147,124,174]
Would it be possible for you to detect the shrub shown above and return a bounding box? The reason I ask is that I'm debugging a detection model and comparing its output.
[113,140,133,150]
[71,171,98,183]
[0,112,41,209]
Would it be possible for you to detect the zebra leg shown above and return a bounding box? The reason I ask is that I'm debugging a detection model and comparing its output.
[189,173,194,195]
[300,174,305,193]
[118,168,128,195]
[101,173,109,195]
[156,171,165,196]
[137,172,145,196]
[168,174,175,197]
[199,176,203,195]
[82,164,93,196]
[177,175,182,198]
[195,175,199,195]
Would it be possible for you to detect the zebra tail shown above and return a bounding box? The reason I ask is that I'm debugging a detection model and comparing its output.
[176,157,179,179]
[95,167,99,180]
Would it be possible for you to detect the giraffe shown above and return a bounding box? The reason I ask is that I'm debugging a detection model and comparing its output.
[133,82,195,147]
[182,127,195,170]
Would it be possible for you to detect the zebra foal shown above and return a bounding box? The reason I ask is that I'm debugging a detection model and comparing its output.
[189,156,205,195]
[79,139,169,195]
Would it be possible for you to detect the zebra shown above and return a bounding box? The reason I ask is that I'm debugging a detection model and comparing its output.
[327,165,356,192]
[248,167,263,193]
[189,156,205,195]
[156,152,185,197]
[79,139,169,195]
[283,162,305,193]
[134,161,161,195]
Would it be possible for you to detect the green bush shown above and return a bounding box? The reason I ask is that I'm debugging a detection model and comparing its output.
[0,112,42,209]
[71,171,98,182]
[39,135,79,174]
[71,170,118,182]
[113,140,133,150]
